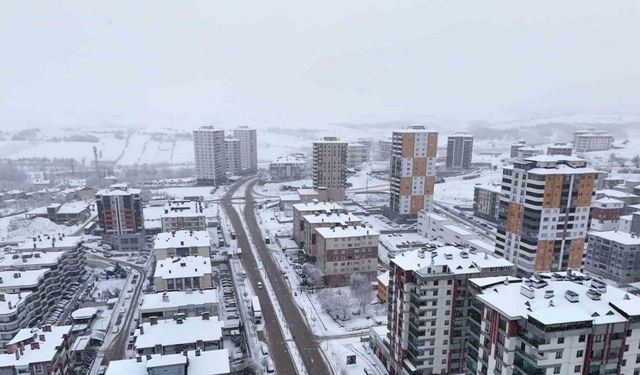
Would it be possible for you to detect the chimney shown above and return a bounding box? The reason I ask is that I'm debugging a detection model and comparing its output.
[0,294,5,302]
[162,293,169,302]
[195,349,201,356]
[150,316,157,326]
[42,324,52,332]
[139,325,145,335]
[202,312,210,320]
[14,350,19,360]
[30,342,40,350]
[136,355,142,362]
[39,334,45,342]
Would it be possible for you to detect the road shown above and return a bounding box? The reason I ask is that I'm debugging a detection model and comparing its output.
[223,178,333,375]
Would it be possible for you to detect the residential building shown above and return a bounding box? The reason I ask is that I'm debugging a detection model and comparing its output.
[495,155,597,276]
[269,156,307,181]
[0,325,74,375]
[388,126,438,220]
[417,211,495,253]
[596,189,640,207]
[467,271,640,375]
[446,133,473,170]
[376,271,389,303]
[590,197,625,231]
[547,142,573,156]
[516,146,544,159]
[315,226,379,285]
[382,246,513,375]
[134,315,224,355]
[473,185,501,223]
[153,256,213,292]
[630,212,640,235]
[139,289,219,323]
[292,201,344,244]
[510,141,527,158]
[312,137,348,201]
[347,143,370,167]
[224,137,241,175]
[574,129,614,152]
[160,200,206,232]
[193,126,226,185]
[105,349,230,375]
[24,201,91,224]
[585,231,640,284]
[378,232,430,265]
[299,212,361,258]
[233,126,257,172]
[95,183,144,251]
[153,230,211,260]
[378,139,392,161]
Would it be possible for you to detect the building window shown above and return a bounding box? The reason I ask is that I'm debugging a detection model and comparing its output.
[577,350,583,358]
[554,366,561,374]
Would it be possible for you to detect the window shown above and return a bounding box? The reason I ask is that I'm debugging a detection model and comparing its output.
[554,366,561,374]
[579,335,585,342]
[574,365,581,372]
[577,350,583,358]
[556,352,562,359]
[557,337,564,344]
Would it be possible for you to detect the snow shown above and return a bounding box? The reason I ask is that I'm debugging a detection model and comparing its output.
[0,216,79,242]
[434,170,503,207]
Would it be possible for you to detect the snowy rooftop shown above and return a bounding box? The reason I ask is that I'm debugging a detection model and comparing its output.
[314,137,347,144]
[298,188,318,196]
[0,269,48,289]
[475,184,502,194]
[161,200,205,218]
[526,164,597,176]
[140,289,219,312]
[0,292,32,315]
[134,316,224,350]
[442,224,474,236]
[154,256,211,280]
[466,238,495,253]
[593,197,625,205]
[71,307,97,320]
[302,212,361,224]
[105,349,230,375]
[597,189,639,199]
[154,231,211,250]
[588,231,640,246]
[270,156,306,164]
[55,201,89,215]
[525,154,584,163]
[420,211,450,222]
[472,272,640,326]
[315,225,379,239]
[96,184,141,196]
[15,234,82,251]
[379,232,430,249]
[0,251,65,269]
[292,201,343,212]
[0,325,71,367]
[391,246,513,275]
[377,271,389,287]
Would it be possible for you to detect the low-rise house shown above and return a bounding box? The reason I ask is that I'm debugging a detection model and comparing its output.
[153,256,212,292]
[153,231,211,261]
[139,289,219,323]
[134,315,224,355]
[105,349,230,375]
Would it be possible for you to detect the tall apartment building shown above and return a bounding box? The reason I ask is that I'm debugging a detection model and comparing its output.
[467,271,640,375]
[585,231,640,284]
[312,137,348,201]
[347,143,370,167]
[299,212,361,258]
[495,155,596,276]
[574,129,613,152]
[446,133,473,170]
[381,245,513,375]
[388,126,438,220]
[378,139,392,161]
[224,137,241,175]
[473,185,501,223]
[233,126,257,172]
[193,126,226,185]
[315,225,378,284]
[95,183,144,251]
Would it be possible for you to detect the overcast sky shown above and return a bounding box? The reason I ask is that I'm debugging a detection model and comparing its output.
[1,1,639,129]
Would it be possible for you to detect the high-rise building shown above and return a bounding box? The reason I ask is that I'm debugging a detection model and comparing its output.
[473,185,501,223]
[233,126,257,172]
[388,126,438,219]
[312,137,348,201]
[224,137,241,175]
[379,245,513,375]
[495,155,596,276]
[445,133,473,169]
[377,139,392,161]
[347,143,370,167]
[193,126,226,185]
[467,271,640,375]
[95,183,144,251]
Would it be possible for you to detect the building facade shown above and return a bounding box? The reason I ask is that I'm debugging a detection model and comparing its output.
[473,185,501,223]
[590,197,625,232]
[378,139,392,161]
[160,200,206,232]
[153,230,211,260]
[0,325,74,375]
[95,184,144,251]
[233,126,257,172]
[193,126,226,185]
[292,201,344,245]
[574,129,614,152]
[446,133,473,170]
[312,137,348,201]
[299,213,361,259]
[495,156,596,276]
[315,226,378,284]
[153,256,213,292]
[224,137,241,175]
[347,143,370,168]
[388,126,438,220]
[547,143,573,156]
[139,289,219,323]
[269,156,307,181]
[584,231,640,284]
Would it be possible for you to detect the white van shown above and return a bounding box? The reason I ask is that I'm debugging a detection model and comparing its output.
[257,282,263,289]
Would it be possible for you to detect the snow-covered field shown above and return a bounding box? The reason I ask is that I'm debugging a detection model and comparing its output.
[435,170,503,208]
[0,215,80,242]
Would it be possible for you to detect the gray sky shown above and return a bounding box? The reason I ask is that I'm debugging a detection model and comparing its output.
[1,1,639,129]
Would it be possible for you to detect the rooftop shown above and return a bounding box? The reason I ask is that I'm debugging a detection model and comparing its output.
[597,189,639,199]
[96,184,141,196]
[55,201,90,215]
[105,349,230,375]
[377,271,390,287]
[0,292,32,315]
[270,156,306,164]
[154,256,211,280]
[134,316,224,350]
[315,225,379,239]
[588,231,640,246]
[0,269,49,289]
[0,251,65,269]
[391,246,513,275]
[154,231,211,250]
[302,212,361,224]
[593,197,625,205]
[292,201,343,212]
[71,307,98,321]
[0,325,71,367]
[15,234,82,251]
[379,232,430,249]
[161,200,205,218]
[442,224,474,236]
[140,289,219,312]
[472,272,640,326]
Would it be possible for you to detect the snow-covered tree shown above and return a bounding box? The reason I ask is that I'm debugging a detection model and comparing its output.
[350,273,371,314]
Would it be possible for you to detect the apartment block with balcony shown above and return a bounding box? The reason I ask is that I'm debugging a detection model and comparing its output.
[153,230,211,261]
[299,212,361,259]
[134,315,224,356]
[584,231,640,285]
[312,137,348,201]
[573,129,613,152]
[292,201,344,245]
[590,197,625,232]
[95,183,144,251]
[153,256,213,292]
[139,289,219,323]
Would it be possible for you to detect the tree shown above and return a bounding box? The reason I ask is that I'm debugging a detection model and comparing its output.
[350,273,372,314]
[318,289,354,321]
[302,263,324,290]
[632,155,640,168]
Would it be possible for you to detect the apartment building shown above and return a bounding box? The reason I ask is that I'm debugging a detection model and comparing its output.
[510,141,527,158]
[417,211,495,254]
[24,201,91,225]
[382,246,513,375]
[153,230,211,260]
[474,185,501,223]
[315,226,379,284]
[105,349,230,375]
[516,146,544,159]
[0,325,74,375]
[224,137,241,175]
[584,231,640,284]
[378,139,392,161]
[95,183,144,251]
[547,143,573,156]
[495,155,596,276]
[153,256,213,292]
[139,289,219,323]
[233,126,257,172]
[347,143,370,168]
[292,201,344,244]
[388,126,438,220]
[193,126,226,185]
[467,271,640,375]
[312,137,348,201]
[590,197,625,231]
[446,133,473,170]
[299,212,361,258]
[134,315,224,355]
[160,200,206,232]
[574,129,614,152]
[269,156,307,181]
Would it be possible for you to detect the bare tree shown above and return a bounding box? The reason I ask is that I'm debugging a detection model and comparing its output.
[319,289,354,321]
[350,273,372,314]
[302,263,324,290]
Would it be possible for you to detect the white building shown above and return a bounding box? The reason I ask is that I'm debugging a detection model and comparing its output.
[134,315,224,355]
[153,230,211,260]
[224,137,241,175]
[160,200,206,232]
[269,156,307,181]
[377,232,430,265]
[193,126,226,186]
[574,129,614,152]
[312,137,348,201]
[292,201,344,244]
[347,143,370,168]
[153,256,213,292]
[139,289,219,323]
[233,126,257,172]
[299,212,361,258]
[315,226,379,284]
[105,349,230,375]
[0,325,73,374]
[417,211,494,253]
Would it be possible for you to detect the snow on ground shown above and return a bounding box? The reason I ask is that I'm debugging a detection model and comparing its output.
[149,185,228,201]
[92,278,126,301]
[435,169,503,207]
[0,215,80,242]
[324,337,387,375]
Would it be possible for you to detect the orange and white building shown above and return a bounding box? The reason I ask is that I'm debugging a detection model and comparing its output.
[495,155,596,276]
[388,126,438,220]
